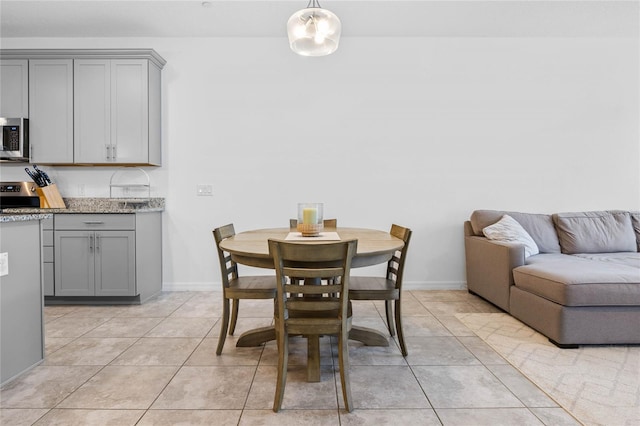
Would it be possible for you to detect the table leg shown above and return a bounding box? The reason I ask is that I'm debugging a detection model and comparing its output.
[349,326,389,346]
[236,325,389,348]
[236,326,276,347]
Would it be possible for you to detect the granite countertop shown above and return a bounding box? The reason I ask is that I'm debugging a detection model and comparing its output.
[1,197,165,216]
[0,213,54,223]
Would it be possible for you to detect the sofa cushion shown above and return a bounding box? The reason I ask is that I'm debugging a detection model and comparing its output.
[631,212,640,251]
[553,211,636,254]
[470,210,561,253]
[513,253,640,306]
[482,215,539,258]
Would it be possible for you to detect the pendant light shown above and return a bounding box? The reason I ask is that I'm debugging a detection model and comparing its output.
[287,0,341,57]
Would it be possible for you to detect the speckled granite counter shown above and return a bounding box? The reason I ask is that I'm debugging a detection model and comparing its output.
[1,197,164,215]
[0,213,53,223]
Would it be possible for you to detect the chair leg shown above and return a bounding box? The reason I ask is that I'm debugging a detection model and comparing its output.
[338,330,353,412]
[307,335,321,382]
[229,299,240,335]
[216,297,231,356]
[273,330,289,412]
[385,300,396,336]
[395,299,408,357]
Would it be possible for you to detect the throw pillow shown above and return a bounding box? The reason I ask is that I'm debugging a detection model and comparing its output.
[482,214,540,258]
[553,211,636,254]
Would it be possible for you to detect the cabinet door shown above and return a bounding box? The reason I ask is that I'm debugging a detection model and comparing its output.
[0,60,28,117]
[74,59,111,163]
[111,60,149,164]
[95,231,136,296]
[29,59,74,163]
[54,230,94,296]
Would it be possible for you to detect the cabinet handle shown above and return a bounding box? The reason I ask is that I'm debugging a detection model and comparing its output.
[106,145,111,160]
[89,234,94,252]
[112,145,117,160]
[95,234,100,252]
[83,221,105,225]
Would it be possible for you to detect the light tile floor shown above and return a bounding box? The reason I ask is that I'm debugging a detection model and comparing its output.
[0,290,582,425]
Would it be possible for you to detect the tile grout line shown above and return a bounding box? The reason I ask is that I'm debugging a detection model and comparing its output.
[132,291,216,425]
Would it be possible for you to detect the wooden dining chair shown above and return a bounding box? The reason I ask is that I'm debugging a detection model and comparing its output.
[268,238,358,413]
[213,224,277,355]
[349,224,412,356]
[289,218,338,229]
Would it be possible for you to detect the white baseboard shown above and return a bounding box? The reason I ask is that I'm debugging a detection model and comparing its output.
[162,281,467,292]
[403,281,467,291]
[162,282,218,292]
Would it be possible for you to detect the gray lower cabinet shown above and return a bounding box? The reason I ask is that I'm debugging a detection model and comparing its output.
[53,213,161,301]
[55,230,136,296]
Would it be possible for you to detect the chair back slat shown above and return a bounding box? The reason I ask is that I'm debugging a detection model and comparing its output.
[386,224,412,290]
[283,266,344,279]
[284,283,343,295]
[213,224,239,288]
[287,299,341,312]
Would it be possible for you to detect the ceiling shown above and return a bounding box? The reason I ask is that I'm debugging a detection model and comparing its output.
[0,0,637,38]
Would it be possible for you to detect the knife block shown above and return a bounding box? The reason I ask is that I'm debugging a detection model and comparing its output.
[37,184,66,209]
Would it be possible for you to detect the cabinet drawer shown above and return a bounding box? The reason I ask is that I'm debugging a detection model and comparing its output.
[43,263,54,296]
[42,217,54,230]
[55,214,135,230]
[43,229,54,246]
[43,246,54,262]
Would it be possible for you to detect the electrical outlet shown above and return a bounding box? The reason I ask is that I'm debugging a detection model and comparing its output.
[77,184,85,196]
[196,184,213,196]
[0,252,8,277]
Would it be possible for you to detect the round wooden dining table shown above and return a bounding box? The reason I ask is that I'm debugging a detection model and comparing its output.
[219,226,405,381]
[219,227,404,270]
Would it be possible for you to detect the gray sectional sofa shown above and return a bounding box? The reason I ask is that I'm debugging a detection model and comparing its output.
[464,210,640,347]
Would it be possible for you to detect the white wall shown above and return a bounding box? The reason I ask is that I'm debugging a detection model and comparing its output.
[1,33,638,291]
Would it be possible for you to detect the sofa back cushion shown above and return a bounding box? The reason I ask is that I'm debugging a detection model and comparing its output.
[470,210,561,253]
[631,212,640,251]
[553,211,637,254]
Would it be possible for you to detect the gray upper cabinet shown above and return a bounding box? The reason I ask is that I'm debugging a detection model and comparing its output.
[74,60,112,163]
[0,59,29,117]
[74,59,160,165]
[29,59,74,163]
[0,49,165,166]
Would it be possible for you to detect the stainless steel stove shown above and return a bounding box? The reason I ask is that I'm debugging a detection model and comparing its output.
[0,181,40,209]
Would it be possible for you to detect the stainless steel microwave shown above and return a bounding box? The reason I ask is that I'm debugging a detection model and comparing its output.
[0,118,29,162]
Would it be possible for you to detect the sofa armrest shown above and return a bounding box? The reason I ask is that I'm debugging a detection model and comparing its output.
[464,234,526,312]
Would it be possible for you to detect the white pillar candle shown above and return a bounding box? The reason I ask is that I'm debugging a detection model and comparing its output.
[302,207,318,224]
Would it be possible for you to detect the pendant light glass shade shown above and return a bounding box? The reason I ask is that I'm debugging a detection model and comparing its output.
[287,1,341,57]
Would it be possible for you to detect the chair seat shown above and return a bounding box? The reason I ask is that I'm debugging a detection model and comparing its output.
[226,276,277,299]
[349,276,400,300]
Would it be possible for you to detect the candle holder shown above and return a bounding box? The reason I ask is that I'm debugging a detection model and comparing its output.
[297,202,324,237]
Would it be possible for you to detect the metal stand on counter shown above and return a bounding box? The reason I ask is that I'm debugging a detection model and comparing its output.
[109,167,151,209]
